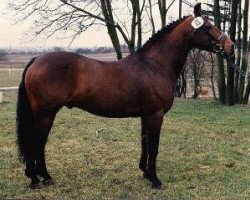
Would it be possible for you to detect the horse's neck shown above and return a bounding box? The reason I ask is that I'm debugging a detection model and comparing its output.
[141,20,192,81]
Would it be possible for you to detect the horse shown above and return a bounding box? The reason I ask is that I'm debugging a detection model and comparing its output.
[16,3,234,189]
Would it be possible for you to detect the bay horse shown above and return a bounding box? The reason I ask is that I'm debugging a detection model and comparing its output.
[16,4,234,189]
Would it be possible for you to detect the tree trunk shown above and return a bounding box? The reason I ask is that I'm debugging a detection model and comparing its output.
[148,0,155,34]
[158,0,166,28]
[238,0,249,103]
[101,0,122,60]
[214,0,226,104]
[234,0,242,103]
[179,0,182,19]
[136,0,142,48]
[192,64,200,99]
[130,0,137,52]
[210,53,217,100]
[181,70,187,98]
[217,56,226,104]
[243,79,250,104]
[226,0,238,105]
[129,0,144,51]
[242,35,250,104]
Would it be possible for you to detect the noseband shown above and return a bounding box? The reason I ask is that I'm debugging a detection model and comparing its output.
[193,25,226,54]
[212,33,226,53]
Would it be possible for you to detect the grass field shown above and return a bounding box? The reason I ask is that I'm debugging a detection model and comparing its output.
[0,70,23,87]
[0,70,249,199]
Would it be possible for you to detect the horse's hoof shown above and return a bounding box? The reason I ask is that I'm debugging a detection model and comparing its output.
[143,172,162,189]
[152,183,164,190]
[29,182,43,190]
[143,172,150,180]
[139,162,147,173]
[139,166,146,173]
[43,179,55,186]
[151,179,162,188]
[150,177,163,189]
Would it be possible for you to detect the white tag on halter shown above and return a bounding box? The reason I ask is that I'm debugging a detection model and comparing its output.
[191,17,204,29]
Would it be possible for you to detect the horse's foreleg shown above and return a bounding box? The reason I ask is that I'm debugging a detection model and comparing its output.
[139,117,148,172]
[143,111,163,189]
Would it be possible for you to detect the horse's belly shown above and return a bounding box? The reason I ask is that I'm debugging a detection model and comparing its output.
[85,109,141,118]
[72,103,140,118]
[67,96,140,118]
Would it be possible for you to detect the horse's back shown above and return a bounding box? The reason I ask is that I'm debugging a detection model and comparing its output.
[24,51,141,116]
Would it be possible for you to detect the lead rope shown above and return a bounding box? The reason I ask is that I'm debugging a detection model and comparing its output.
[230,61,250,78]
[203,0,249,79]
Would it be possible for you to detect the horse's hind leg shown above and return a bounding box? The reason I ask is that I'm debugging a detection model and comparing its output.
[25,159,41,189]
[36,145,54,186]
[33,114,56,186]
[139,117,148,173]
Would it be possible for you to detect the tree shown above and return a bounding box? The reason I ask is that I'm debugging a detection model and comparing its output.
[242,11,250,104]
[146,0,156,34]
[9,0,147,59]
[209,53,217,100]
[175,0,187,98]
[238,0,249,103]
[210,0,249,105]
[214,0,226,104]
[187,50,207,99]
[179,0,182,19]
[158,0,175,28]
[100,0,122,59]
[127,0,146,51]
[243,78,250,104]
[226,0,239,105]
[146,0,175,34]
[234,0,242,103]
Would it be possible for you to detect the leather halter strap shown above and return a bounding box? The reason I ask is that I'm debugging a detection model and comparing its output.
[192,20,227,54]
[212,32,226,53]
[217,33,226,43]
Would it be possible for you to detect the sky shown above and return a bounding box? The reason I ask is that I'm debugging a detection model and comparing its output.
[0,0,190,49]
[0,1,109,49]
[0,0,248,49]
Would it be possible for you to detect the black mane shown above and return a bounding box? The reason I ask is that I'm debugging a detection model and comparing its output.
[137,16,189,53]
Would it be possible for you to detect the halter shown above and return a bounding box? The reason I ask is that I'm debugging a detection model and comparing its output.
[217,33,225,42]
[212,33,226,53]
[192,21,226,54]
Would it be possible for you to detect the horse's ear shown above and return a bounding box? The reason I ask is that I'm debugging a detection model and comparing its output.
[194,3,202,17]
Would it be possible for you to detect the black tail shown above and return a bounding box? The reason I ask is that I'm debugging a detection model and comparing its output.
[16,57,37,163]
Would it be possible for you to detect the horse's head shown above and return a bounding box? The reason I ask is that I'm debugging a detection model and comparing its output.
[190,3,235,58]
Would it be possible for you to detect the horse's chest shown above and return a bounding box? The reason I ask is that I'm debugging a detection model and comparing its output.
[140,80,174,113]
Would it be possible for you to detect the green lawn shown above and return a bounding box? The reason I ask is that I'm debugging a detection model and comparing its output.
[0,70,22,87]
[0,93,249,199]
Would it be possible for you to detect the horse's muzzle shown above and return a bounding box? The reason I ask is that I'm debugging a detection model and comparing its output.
[213,42,235,59]
[213,43,224,53]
